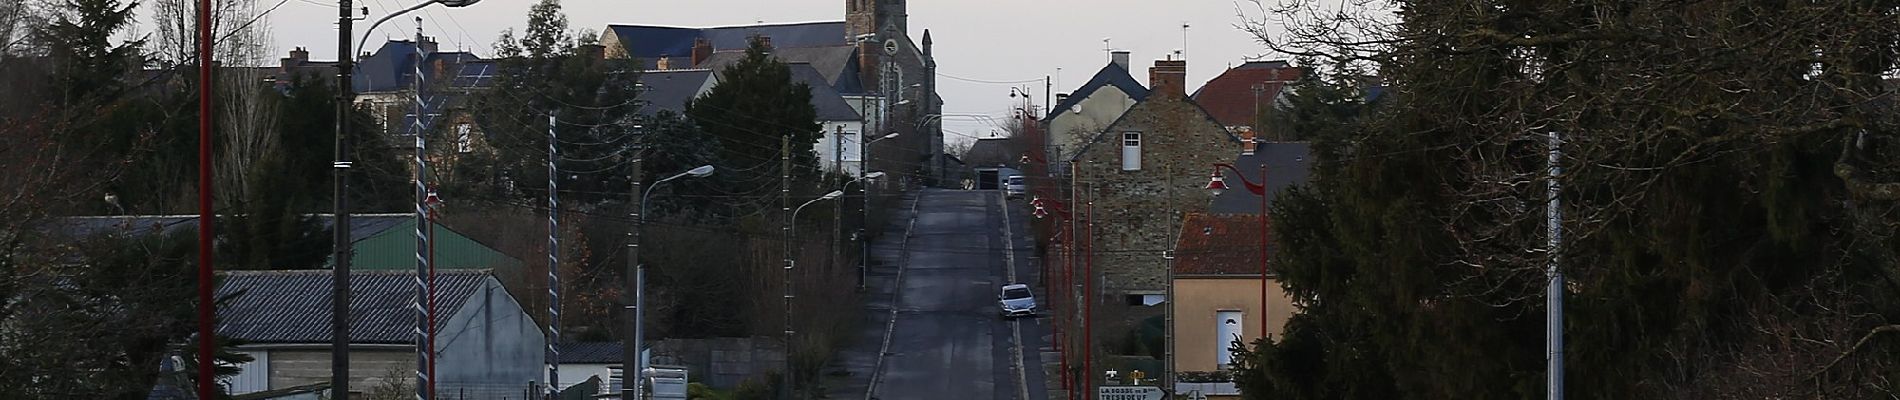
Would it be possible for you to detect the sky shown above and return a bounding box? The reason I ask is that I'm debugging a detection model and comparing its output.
[212,0,1291,146]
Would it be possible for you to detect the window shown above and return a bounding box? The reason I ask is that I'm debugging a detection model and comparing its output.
[1121,132,1141,171]
[455,123,473,153]
[1215,310,1245,369]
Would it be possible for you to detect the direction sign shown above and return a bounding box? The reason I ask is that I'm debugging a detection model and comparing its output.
[1097,386,1164,400]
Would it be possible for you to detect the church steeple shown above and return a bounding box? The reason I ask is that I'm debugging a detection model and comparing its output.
[846,0,907,40]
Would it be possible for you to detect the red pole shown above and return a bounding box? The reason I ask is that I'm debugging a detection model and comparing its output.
[1083,194,1094,397]
[1053,225,1069,396]
[1260,163,1268,336]
[194,0,217,396]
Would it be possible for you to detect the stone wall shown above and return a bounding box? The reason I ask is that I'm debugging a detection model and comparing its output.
[1074,86,1234,297]
[649,337,787,389]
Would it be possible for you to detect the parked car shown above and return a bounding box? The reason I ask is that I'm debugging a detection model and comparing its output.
[999,283,1036,318]
[1006,175,1026,198]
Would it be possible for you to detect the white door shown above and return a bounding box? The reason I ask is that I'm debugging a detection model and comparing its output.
[1215,311,1244,368]
[225,350,269,394]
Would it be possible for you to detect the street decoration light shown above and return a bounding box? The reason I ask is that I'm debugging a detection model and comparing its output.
[1204,162,1271,360]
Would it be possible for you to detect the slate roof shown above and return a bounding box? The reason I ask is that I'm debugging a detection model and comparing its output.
[1208,142,1313,215]
[635,69,716,116]
[606,21,848,61]
[353,40,490,93]
[1191,61,1304,127]
[787,63,862,121]
[1045,62,1149,121]
[54,214,419,244]
[694,45,861,93]
[1173,213,1271,276]
[963,137,1018,168]
[215,270,492,344]
[558,341,624,364]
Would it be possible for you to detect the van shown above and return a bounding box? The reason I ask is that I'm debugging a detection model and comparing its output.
[1006,175,1026,198]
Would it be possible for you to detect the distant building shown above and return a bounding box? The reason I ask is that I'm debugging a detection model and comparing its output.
[217,270,544,397]
[1191,61,1304,135]
[1168,213,1295,399]
[597,0,947,182]
[1045,51,1149,171]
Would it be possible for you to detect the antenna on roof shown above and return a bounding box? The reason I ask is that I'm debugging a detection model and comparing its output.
[1181,22,1190,61]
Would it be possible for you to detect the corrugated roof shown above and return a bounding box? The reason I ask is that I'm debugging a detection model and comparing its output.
[1208,142,1312,215]
[1190,62,1304,127]
[636,69,716,116]
[1173,213,1271,276]
[557,341,624,364]
[215,270,492,344]
[1045,62,1149,121]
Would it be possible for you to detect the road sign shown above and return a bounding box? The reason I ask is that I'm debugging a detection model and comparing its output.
[1185,390,1208,400]
[1097,386,1164,400]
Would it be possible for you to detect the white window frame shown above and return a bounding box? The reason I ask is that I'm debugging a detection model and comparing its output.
[1121,131,1142,171]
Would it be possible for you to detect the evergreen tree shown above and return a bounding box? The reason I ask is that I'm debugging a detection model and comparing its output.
[1234,1,1900,398]
[685,36,822,180]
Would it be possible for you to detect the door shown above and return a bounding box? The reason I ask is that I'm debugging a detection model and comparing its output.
[977,169,1000,190]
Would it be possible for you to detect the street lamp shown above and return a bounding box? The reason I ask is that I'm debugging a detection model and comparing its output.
[1030,196,1078,397]
[1204,163,1270,348]
[628,164,714,399]
[332,1,481,399]
[785,190,843,400]
[846,171,886,290]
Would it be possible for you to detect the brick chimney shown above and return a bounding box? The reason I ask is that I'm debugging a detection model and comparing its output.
[1150,59,1187,99]
[418,36,439,55]
[1238,127,1257,155]
[282,47,309,66]
[691,37,713,67]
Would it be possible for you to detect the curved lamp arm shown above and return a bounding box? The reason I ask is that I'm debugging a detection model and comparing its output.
[1208,163,1267,196]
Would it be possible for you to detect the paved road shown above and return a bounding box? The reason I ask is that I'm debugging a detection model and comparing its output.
[838,188,1048,400]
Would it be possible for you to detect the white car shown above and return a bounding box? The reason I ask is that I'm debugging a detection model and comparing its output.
[1005,175,1026,198]
[999,283,1036,318]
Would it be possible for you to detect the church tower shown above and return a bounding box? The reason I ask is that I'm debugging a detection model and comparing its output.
[846,0,907,40]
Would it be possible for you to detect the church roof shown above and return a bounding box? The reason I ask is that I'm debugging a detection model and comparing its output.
[605,21,848,60]
[695,45,861,93]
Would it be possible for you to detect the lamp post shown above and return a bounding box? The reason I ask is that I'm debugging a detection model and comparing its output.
[1204,162,1270,339]
[1032,197,1077,399]
[331,2,480,399]
[785,190,844,400]
[626,165,715,400]
[846,170,887,291]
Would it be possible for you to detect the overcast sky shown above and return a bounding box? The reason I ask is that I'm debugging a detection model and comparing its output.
[215,0,1288,145]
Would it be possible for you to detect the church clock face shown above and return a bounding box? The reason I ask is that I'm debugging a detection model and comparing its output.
[883,39,901,55]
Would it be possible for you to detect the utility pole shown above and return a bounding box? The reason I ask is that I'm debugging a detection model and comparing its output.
[780,135,794,400]
[834,125,845,278]
[546,114,561,400]
[330,0,356,398]
[625,155,642,400]
[1546,131,1564,400]
[409,18,432,400]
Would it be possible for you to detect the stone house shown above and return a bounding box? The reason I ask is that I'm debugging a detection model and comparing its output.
[1069,57,1238,381]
